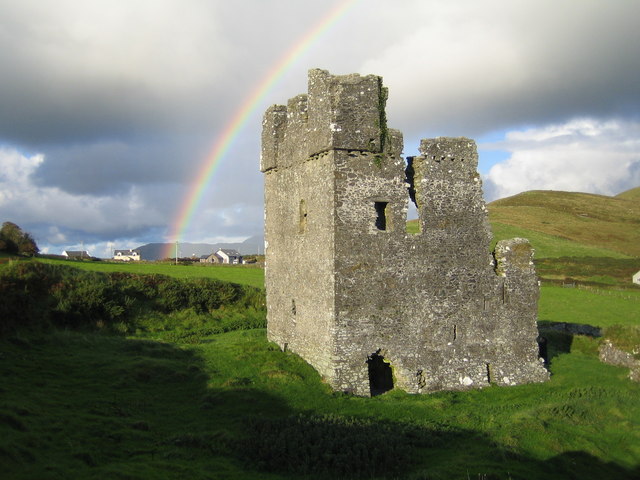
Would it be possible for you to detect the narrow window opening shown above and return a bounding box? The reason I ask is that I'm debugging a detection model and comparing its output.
[405,157,421,234]
[298,199,307,234]
[374,202,388,231]
[537,336,548,365]
[291,299,296,316]
[453,324,457,341]
[367,350,394,396]
[486,363,493,384]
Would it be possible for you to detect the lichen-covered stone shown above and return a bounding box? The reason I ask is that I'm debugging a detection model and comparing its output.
[599,340,640,382]
[261,69,549,396]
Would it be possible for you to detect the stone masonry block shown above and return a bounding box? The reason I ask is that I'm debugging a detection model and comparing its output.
[308,68,386,155]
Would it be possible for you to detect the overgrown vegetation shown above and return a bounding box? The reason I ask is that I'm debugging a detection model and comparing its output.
[602,324,640,358]
[0,261,265,336]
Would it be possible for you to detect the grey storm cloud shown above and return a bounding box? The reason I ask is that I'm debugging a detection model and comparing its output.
[364,0,640,139]
[0,0,638,256]
[31,138,210,195]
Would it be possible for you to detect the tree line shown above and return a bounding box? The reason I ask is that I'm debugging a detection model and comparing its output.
[0,221,39,256]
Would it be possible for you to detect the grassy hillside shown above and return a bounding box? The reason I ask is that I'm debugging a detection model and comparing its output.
[616,186,640,201]
[487,190,640,257]
[489,222,630,259]
[408,188,640,287]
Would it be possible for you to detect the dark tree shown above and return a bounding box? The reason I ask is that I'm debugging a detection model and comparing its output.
[0,222,39,256]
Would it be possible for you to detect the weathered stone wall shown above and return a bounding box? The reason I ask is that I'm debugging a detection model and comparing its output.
[261,69,549,396]
[599,340,640,382]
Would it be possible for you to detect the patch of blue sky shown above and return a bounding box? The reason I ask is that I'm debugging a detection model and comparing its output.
[477,129,511,174]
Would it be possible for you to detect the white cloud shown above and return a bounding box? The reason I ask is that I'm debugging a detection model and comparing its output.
[0,147,168,242]
[482,118,640,200]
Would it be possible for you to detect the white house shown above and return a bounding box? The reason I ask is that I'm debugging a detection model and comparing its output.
[113,249,141,261]
[216,248,242,264]
[199,248,243,264]
[216,248,243,264]
[633,270,640,286]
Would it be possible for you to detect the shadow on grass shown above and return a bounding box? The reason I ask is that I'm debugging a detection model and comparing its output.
[537,320,602,366]
[1,330,638,480]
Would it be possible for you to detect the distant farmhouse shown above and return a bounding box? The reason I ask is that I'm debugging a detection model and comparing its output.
[113,249,141,261]
[62,250,91,259]
[633,270,640,286]
[200,248,243,264]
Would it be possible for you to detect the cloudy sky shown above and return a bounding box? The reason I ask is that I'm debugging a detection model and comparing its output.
[1,0,639,257]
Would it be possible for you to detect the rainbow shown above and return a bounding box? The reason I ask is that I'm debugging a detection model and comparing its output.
[163,0,360,259]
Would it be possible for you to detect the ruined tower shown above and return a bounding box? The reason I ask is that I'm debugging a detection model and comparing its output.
[261,69,548,396]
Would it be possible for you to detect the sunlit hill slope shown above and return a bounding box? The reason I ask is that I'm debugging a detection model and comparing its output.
[487,188,640,258]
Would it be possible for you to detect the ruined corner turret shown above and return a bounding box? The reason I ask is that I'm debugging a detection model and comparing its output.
[261,69,549,396]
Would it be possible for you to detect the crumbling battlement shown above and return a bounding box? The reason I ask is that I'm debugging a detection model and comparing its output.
[261,69,549,396]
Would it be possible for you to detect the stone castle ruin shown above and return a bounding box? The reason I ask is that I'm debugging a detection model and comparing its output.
[260,69,549,396]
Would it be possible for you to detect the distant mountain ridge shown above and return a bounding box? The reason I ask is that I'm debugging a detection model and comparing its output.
[135,235,264,261]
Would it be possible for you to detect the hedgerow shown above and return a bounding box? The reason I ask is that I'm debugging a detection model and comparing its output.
[0,261,265,335]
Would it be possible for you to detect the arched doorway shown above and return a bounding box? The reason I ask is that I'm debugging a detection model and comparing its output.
[367,350,394,396]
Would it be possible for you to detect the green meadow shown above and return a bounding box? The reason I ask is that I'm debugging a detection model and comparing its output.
[37,257,265,289]
[1,189,639,479]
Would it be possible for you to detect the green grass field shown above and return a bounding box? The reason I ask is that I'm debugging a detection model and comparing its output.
[539,285,640,327]
[1,264,639,478]
[2,312,639,479]
[406,219,630,260]
[36,257,265,289]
